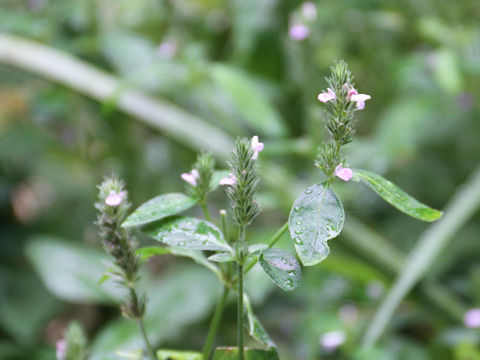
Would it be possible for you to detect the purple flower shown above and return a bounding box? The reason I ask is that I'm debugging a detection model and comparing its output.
[334,164,353,182]
[56,340,67,360]
[318,88,336,103]
[105,190,126,207]
[157,39,177,59]
[301,2,317,21]
[350,93,371,110]
[219,173,237,186]
[181,169,200,186]
[320,330,346,352]
[289,24,310,41]
[251,135,264,160]
[464,308,480,328]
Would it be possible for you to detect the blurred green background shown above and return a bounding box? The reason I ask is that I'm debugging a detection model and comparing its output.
[1,0,480,359]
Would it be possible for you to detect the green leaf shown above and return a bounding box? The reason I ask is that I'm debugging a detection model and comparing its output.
[143,216,232,252]
[259,249,301,291]
[244,295,276,349]
[157,350,202,360]
[353,169,443,222]
[208,253,235,263]
[135,246,172,262]
[288,183,345,266]
[212,347,279,360]
[25,237,123,303]
[122,193,196,228]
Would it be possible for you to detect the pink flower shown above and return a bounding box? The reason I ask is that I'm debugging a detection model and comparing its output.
[320,330,346,352]
[105,190,126,207]
[181,169,199,186]
[289,24,310,41]
[318,88,336,103]
[56,340,67,360]
[251,135,264,160]
[464,308,480,328]
[219,173,237,186]
[334,164,353,182]
[350,93,371,110]
[343,84,358,100]
[157,39,177,59]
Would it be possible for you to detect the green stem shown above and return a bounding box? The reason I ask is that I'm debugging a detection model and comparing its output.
[202,286,230,360]
[237,263,244,360]
[137,317,156,360]
[201,202,211,221]
[236,225,246,360]
[244,221,288,275]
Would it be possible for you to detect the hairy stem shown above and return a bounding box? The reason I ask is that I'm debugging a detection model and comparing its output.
[236,225,246,360]
[237,263,244,360]
[202,286,230,360]
[201,202,211,221]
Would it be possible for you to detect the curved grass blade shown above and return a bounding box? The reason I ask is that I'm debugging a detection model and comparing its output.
[354,169,442,222]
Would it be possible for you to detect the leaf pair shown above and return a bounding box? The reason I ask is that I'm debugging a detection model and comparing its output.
[289,169,443,266]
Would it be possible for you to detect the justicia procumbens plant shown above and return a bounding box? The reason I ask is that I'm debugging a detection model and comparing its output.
[288,60,442,268]
[95,177,156,360]
[93,60,442,360]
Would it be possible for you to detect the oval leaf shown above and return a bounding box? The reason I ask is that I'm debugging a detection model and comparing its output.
[143,216,232,252]
[354,169,443,222]
[289,183,345,266]
[122,193,196,228]
[25,237,123,303]
[259,249,301,291]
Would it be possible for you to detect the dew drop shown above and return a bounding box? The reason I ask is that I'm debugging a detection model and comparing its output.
[294,206,302,213]
[305,189,313,194]
[294,237,303,245]
[295,220,302,225]
[287,270,296,276]
[179,241,186,246]
[285,279,294,287]
[295,230,303,235]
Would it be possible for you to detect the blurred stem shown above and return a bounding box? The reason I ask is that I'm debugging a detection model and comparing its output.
[202,286,230,360]
[136,318,156,360]
[362,167,480,347]
[201,202,211,221]
[0,33,232,159]
[220,210,228,242]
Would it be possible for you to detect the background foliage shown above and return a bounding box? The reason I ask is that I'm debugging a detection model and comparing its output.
[1,0,480,359]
